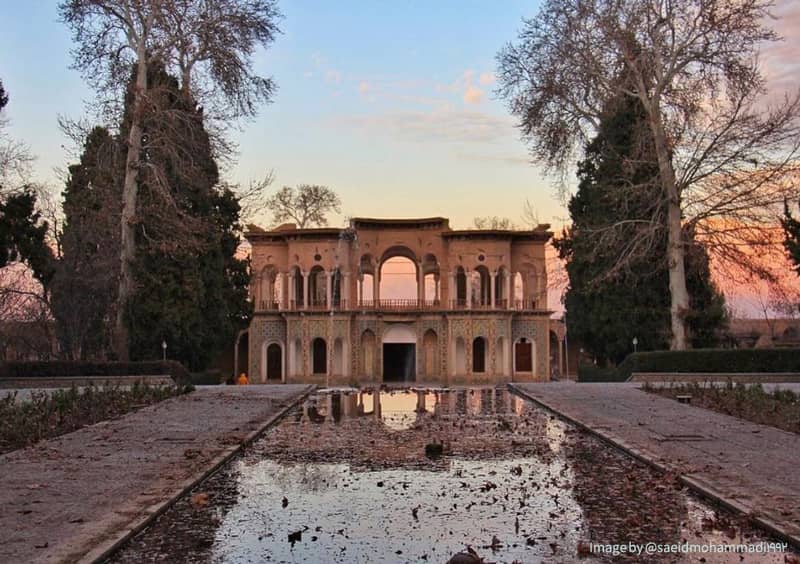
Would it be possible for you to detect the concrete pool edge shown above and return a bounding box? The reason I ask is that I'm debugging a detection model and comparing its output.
[83,384,316,564]
[507,383,800,551]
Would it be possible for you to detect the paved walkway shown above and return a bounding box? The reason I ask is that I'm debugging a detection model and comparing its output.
[511,382,800,547]
[0,384,312,564]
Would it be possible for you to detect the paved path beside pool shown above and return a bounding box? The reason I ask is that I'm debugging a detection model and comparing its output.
[0,384,313,564]
[511,382,800,548]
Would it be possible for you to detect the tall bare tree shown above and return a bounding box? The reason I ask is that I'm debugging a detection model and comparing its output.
[498,0,800,349]
[266,184,342,228]
[60,0,280,359]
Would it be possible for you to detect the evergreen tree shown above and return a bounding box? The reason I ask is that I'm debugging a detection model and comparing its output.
[54,65,251,367]
[51,126,121,359]
[555,95,727,365]
[0,191,54,284]
[782,202,800,275]
[120,65,252,370]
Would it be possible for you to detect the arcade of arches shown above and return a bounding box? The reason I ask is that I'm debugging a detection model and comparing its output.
[244,217,560,384]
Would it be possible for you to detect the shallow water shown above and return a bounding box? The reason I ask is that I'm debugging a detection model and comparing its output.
[110,388,794,563]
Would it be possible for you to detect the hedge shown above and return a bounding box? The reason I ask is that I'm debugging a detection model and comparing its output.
[616,348,800,381]
[0,360,191,384]
[188,369,225,385]
[577,364,629,383]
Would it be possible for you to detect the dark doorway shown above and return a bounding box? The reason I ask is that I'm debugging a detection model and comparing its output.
[266,343,282,380]
[515,338,532,372]
[383,344,416,382]
[472,337,486,373]
[312,338,327,374]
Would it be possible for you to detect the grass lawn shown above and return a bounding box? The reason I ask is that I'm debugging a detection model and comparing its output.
[0,382,192,455]
[645,382,800,435]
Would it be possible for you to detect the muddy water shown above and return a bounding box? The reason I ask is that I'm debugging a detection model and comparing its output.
[110,388,792,563]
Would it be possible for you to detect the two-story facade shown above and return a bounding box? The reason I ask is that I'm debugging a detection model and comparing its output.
[243,217,554,385]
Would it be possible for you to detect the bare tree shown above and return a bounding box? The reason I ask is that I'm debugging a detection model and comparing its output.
[266,185,342,228]
[0,81,35,197]
[60,0,280,359]
[498,0,800,350]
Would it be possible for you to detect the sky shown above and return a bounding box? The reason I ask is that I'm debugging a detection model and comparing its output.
[0,0,565,230]
[1,1,798,317]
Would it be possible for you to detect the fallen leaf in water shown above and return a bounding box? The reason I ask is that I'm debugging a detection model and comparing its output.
[288,530,302,546]
[190,492,209,508]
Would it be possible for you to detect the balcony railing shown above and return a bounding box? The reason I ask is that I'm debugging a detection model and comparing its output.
[258,298,540,312]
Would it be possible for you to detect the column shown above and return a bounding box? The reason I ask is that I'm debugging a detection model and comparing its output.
[506,273,513,310]
[434,274,440,303]
[326,271,333,309]
[558,338,564,379]
[465,269,472,310]
[302,271,309,310]
[373,270,380,307]
[343,272,350,308]
[288,272,295,309]
[358,274,364,306]
[448,272,456,308]
[490,271,497,309]
[418,263,425,305]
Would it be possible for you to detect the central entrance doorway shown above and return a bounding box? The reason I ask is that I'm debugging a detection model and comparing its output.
[382,324,416,382]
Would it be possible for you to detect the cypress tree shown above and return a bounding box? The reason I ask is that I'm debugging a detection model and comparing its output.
[51,126,121,359]
[555,95,727,365]
[121,64,252,370]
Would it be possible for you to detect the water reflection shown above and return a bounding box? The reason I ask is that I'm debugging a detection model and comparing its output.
[303,388,527,431]
[109,388,793,564]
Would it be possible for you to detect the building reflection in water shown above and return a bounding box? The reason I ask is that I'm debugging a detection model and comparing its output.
[300,388,527,431]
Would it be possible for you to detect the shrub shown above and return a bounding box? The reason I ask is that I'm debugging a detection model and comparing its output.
[0,383,187,454]
[0,360,191,384]
[577,364,628,382]
[617,348,800,380]
[188,370,224,385]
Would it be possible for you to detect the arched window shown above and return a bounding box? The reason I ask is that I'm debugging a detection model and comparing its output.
[312,338,327,374]
[380,256,417,301]
[455,267,467,307]
[360,330,376,376]
[423,330,438,377]
[454,337,466,375]
[291,266,303,308]
[292,338,303,376]
[333,338,345,376]
[472,337,486,373]
[309,266,326,308]
[475,266,490,307]
[495,337,506,375]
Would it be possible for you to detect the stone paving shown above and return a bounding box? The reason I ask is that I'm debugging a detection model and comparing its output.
[511,382,800,547]
[0,384,312,564]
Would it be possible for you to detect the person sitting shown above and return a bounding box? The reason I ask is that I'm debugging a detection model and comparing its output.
[236,372,249,385]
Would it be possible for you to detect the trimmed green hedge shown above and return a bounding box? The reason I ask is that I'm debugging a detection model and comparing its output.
[0,360,190,384]
[577,364,629,382]
[617,348,800,381]
[188,370,224,385]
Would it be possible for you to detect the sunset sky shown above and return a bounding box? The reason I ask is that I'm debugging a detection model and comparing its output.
[0,0,565,230]
[1,1,798,315]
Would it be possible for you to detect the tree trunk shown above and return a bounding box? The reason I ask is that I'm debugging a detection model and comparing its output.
[113,52,148,361]
[647,106,690,350]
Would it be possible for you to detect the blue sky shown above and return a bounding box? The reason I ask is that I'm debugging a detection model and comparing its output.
[1,0,568,229]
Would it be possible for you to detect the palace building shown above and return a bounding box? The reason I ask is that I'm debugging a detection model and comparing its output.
[241,216,560,385]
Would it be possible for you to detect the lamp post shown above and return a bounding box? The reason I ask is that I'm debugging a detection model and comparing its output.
[162,339,167,361]
[632,337,638,353]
